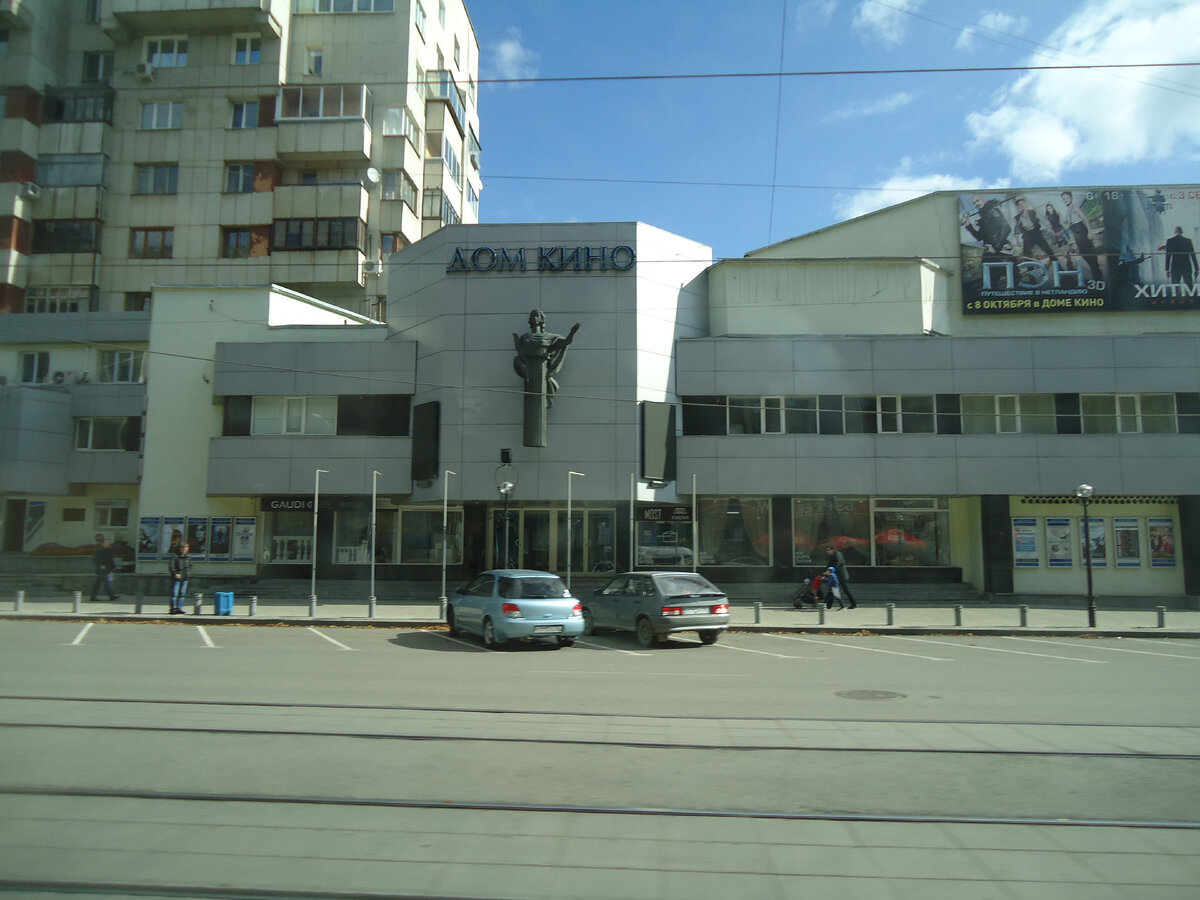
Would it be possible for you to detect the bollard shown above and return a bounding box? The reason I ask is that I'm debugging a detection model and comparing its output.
[16,590,24,612]
[954,605,962,627]
[1019,605,1028,627]
[754,601,762,624]
[369,596,377,619]
[74,591,82,613]
[309,595,317,617]
[817,605,825,626]
[193,592,202,615]
[1157,606,1166,628]
[886,603,895,626]
[439,597,447,620]
[135,580,144,615]
[249,595,257,617]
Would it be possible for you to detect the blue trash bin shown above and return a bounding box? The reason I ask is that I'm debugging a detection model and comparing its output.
[214,591,234,615]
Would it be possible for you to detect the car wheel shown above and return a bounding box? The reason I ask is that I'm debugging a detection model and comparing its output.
[445,606,458,636]
[635,617,657,648]
[555,636,575,648]
[482,617,502,650]
[581,607,595,635]
[698,630,719,645]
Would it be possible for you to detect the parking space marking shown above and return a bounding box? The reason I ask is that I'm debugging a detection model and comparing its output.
[426,630,489,651]
[999,635,1200,661]
[769,634,952,661]
[306,627,357,651]
[713,641,815,659]
[196,626,217,649]
[66,623,93,646]
[885,635,1106,663]
[574,639,650,656]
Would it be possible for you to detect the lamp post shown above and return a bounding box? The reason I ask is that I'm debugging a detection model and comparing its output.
[1075,483,1096,628]
[567,471,585,590]
[691,473,698,573]
[440,468,456,609]
[495,451,518,568]
[369,469,381,610]
[310,468,329,603]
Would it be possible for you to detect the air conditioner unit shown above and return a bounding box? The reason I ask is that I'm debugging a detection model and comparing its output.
[363,260,382,275]
[20,182,41,201]
[52,371,67,385]
[135,62,155,80]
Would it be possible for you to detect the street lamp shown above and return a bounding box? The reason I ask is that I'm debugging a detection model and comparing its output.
[567,471,585,590]
[1075,483,1096,628]
[369,470,381,611]
[310,468,329,603]
[495,450,518,568]
[440,468,457,609]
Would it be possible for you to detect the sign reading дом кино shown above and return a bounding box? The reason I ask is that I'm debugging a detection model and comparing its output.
[959,186,1200,314]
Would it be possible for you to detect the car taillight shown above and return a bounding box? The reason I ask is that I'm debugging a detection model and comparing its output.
[570,601,582,617]
[711,603,729,615]
[661,606,684,616]
[501,602,523,618]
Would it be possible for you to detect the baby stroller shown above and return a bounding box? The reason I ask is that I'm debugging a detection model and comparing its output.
[792,569,828,609]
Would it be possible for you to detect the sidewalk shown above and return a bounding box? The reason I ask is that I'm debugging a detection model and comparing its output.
[3,588,1198,637]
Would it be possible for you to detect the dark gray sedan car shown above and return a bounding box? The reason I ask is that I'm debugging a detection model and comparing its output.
[583,571,730,647]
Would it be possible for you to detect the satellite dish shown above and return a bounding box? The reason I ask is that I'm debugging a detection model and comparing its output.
[365,167,381,184]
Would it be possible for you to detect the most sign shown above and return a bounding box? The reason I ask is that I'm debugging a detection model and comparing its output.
[959,186,1200,314]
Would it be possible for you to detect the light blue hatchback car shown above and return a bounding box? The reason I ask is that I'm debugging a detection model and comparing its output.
[446,569,584,649]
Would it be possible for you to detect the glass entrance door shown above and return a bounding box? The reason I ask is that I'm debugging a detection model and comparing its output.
[491,509,617,571]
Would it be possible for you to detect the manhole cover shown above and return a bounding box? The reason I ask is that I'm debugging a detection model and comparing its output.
[836,689,906,701]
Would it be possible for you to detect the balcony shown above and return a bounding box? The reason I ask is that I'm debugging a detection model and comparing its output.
[0,0,36,29]
[275,85,373,164]
[426,70,466,136]
[105,0,283,38]
[272,182,368,221]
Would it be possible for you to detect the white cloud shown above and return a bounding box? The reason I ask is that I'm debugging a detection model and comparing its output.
[823,91,913,122]
[852,0,917,46]
[955,11,1030,51]
[966,0,1200,181]
[795,0,840,30]
[833,159,1009,221]
[487,27,540,84]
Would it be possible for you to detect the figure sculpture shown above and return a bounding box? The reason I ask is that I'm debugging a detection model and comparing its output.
[513,309,580,447]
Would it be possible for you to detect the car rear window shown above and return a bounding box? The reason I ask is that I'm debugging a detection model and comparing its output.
[499,576,568,599]
[655,575,722,597]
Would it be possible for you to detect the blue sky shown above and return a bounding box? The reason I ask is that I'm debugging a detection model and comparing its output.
[467,0,1200,261]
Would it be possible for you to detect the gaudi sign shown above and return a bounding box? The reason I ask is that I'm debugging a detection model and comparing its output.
[447,245,636,273]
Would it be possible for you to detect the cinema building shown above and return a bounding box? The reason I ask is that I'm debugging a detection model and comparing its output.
[2,187,1197,601]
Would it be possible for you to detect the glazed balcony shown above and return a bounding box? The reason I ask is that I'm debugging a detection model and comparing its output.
[105,0,284,37]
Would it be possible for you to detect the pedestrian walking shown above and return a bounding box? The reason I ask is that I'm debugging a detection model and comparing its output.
[168,541,192,614]
[823,565,845,610]
[89,535,120,602]
[825,544,857,608]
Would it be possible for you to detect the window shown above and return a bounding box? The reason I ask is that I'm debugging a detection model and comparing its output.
[233,35,261,65]
[784,396,818,434]
[336,395,410,435]
[438,0,446,27]
[222,228,252,259]
[453,37,460,67]
[251,397,337,435]
[277,85,367,120]
[382,106,420,146]
[75,418,138,451]
[134,163,178,195]
[129,227,173,259]
[425,130,462,187]
[843,396,877,433]
[468,183,479,218]
[62,508,87,523]
[32,220,100,253]
[20,352,49,384]
[271,217,362,251]
[381,169,417,209]
[421,189,459,225]
[961,394,1056,434]
[313,0,395,10]
[415,0,426,34]
[877,395,935,434]
[1082,394,1177,434]
[0,28,8,56]
[141,101,182,130]
[38,154,106,187]
[380,233,406,255]
[82,51,113,84]
[46,90,112,124]
[230,100,259,129]
[305,48,323,76]
[95,500,131,528]
[86,0,101,23]
[98,350,144,384]
[25,286,95,314]
[145,36,188,67]
[225,163,256,194]
[124,292,151,312]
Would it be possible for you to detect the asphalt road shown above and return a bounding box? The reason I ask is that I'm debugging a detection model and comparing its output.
[1,620,1198,898]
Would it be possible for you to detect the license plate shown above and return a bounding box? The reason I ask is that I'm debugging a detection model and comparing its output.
[533,625,563,634]
[683,608,710,615]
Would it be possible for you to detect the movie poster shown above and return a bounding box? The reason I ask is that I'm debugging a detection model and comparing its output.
[1046,517,1074,567]
[1081,516,1107,568]
[208,517,232,562]
[1113,517,1141,568]
[960,186,1200,314]
[1148,517,1177,568]
[138,517,161,562]
[186,517,209,560]
[159,516,185,559]
[1012,517,1039,567]
[232,517,257,563]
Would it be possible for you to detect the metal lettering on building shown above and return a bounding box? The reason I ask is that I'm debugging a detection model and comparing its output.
[447,245,636,273]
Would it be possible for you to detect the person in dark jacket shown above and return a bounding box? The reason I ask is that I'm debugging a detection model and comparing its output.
[168,541,192,614]
[825,544,857,609]
[90,536,120,602]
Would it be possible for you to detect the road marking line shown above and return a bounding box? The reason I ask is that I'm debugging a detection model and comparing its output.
[67,623,93,646]
[769,634,951,661]
[426,631,488,651]
[575,639,650,656]
[713,642,815,659]
[196,626,217,648]
[999,635,1200,661]
[885,635,1106,663]
[307,627,357,650]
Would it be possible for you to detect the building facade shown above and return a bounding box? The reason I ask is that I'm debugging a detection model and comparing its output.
[1,189,1197,601]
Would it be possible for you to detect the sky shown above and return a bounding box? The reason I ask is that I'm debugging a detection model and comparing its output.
[466,0,1200,261]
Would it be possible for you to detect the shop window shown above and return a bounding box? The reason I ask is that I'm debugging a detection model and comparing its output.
[873,498,949,567]
[696,497,771,567]
[791,497,871,567]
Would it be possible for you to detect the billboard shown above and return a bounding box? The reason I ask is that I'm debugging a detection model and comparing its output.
[959,186,1200,314]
